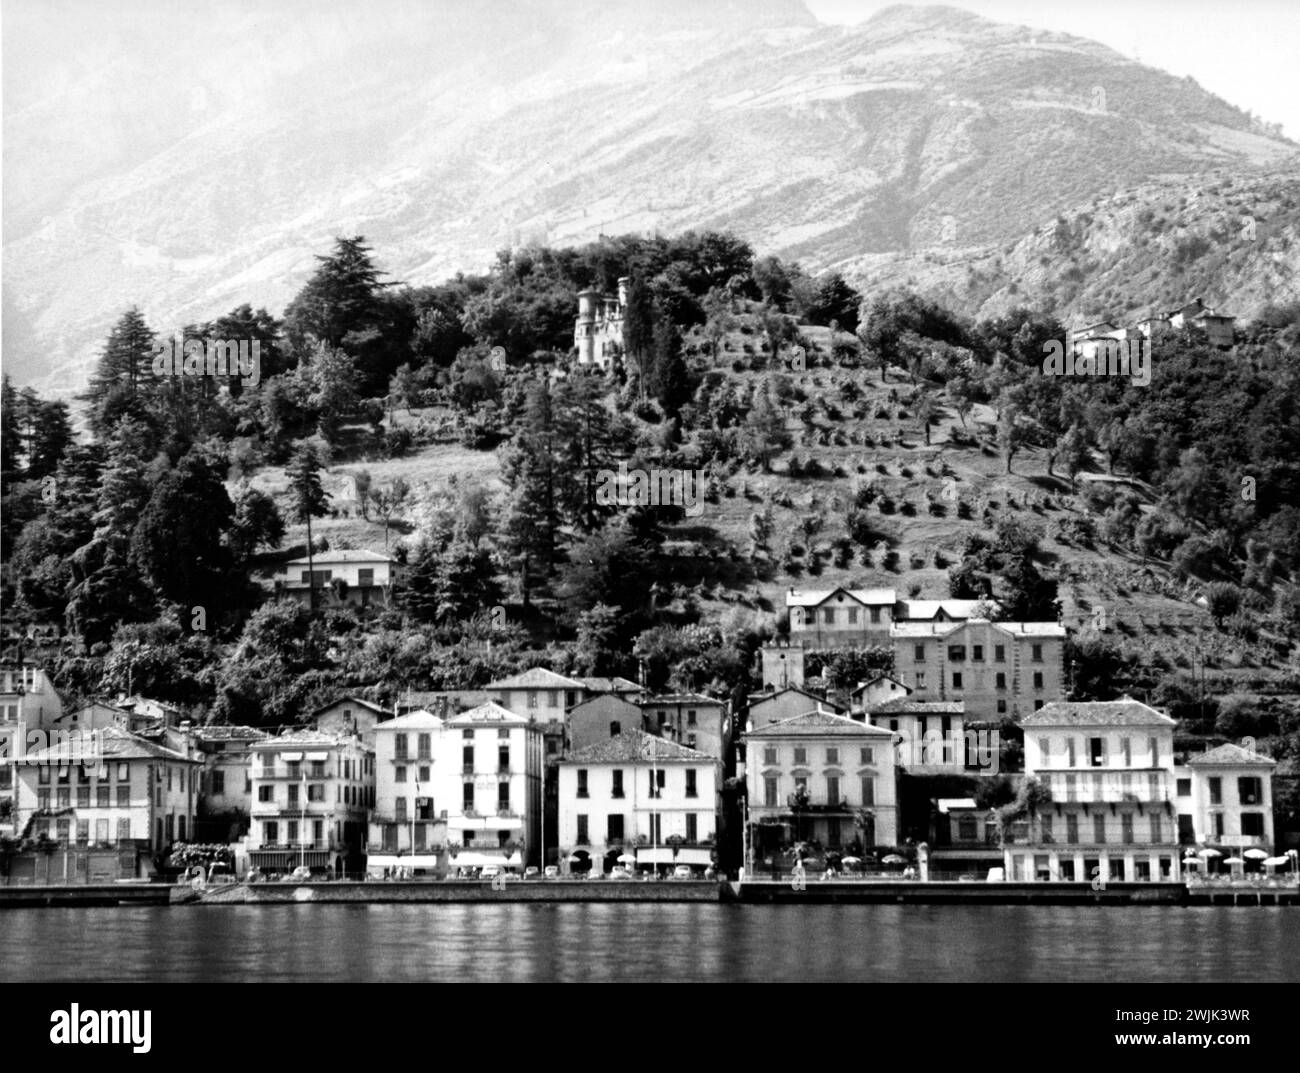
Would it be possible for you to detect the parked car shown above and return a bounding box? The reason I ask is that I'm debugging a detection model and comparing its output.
[672,865,693,879]
[481,865,502,880]
[523,866,540,880]
[289,866,313,882]
[609,866,633,880]
[543,866,560,879]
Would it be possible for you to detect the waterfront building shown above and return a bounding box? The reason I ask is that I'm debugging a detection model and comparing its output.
[890,618,1066,721]
[366,709,447,876]
[744,711,898,863]
[1174,742,1276,854]
[748,687,846,730]
[569,694,644,752]
[867,697,974,773]
[443,702,543,873]
[558,729,717,875]
[12,726,201,879]
[1008,699,1181,883]
[310,695,390,746]
[246,729,373,877]
[638,692,727,758]
[189,725,268,842]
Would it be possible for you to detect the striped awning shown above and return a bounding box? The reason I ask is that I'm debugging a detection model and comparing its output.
[450,852,521,868]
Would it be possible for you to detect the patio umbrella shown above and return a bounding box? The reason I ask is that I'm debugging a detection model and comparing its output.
[617,854,636,864]
[1182,849,1199,858]
[1199,848,1222,858]
[1242,848,1268,860]
[841,856,862,865]
[1222,857,1244,865]
[1263,856,1289,869]
[881,854,906,865]
[566,853,584,863]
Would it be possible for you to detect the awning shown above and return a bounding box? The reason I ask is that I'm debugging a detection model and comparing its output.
[279,752,303,762]
[304,751,329,761]
[636,848,676,864]
[450,852,521,868]
[676,848,713,866]
[367,855,441,870]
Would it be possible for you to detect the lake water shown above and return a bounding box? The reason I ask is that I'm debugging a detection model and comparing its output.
[2,904,1296,982]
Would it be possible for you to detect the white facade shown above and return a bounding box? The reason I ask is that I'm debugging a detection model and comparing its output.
[1175,743,1276,852]
[368,710,447,872]
[558,729,717,874]
[1008,700,1182,883]
[273,549,398,607]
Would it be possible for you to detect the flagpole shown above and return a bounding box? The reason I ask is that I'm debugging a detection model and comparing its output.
[300,766,306,871]
[652,732,658,880]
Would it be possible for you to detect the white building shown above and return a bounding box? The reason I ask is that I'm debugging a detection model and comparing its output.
[444,702,543,873]
[367,709,447,876]
[1009,699,1182,883]
[558,729,718,875]
[272,549,399,607]
[246,729,374,877]
[13,726,201,877]
[744,710,898,862]
[1175,742,1276,853]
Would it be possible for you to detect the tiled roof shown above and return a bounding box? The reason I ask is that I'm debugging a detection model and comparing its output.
[890,619,1065,639]
[640,693,722,705]
[487,667,586,690]
[786,587,896,607]
[447,701,530,726]
[567,728,715,763]
[746,711,893,738]
[1187,743,1275,767]
[900,599,990,620]
[283,549,396,565]
[749,687,847,713]
[570,694,641,714]
[397,690,492,713]
[195,725,268,742]
[1019,699,1174,728]
[252,728,362,748]
[374,710,445,731]
[310,696,392,717]
[871,698,965,715]
[22,726,198,764]
[578,676,641,693]
[850,675,909,695]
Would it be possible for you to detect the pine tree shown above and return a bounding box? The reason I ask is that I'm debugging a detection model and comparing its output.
[650,319,690,417]
[285,444,331,611]
[27,399,72,480]
[622,272,657,401]
[0,374,22,485]
[284,236,389,350]
[84,308,157,436]
[499,381,563,604]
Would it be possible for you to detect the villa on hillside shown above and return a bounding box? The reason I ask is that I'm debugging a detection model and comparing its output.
[272,549,399,607]
[573,277,628,370]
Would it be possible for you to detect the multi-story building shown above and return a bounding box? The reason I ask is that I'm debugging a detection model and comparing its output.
[367,709,447,876]
[1008,699,1182,883]
[311,695,390,746]
[748,687,846,730]
[573,278,628,370]
[1174,742,1276,853]
[272,549,399,607]
[13,726,201,878]
[638,693,727,758]
[246,730,374,877]
[444,702,543,873]
[558,729,717,875]
[744,711,898,864]
[890,619,1066,721]
[0,661,64,731]
[867,697,978,773]
[569,694,644,752]
[784,587,988,649]
[189,725,267,842]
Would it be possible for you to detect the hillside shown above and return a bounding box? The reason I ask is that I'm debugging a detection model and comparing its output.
[5,1,1297,396]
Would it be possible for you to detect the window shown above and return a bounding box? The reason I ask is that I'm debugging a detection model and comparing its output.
[824,608,835,625]
[890,719,899,732]
[994,645,1006,662]
[826,776,840,804]
[1088,738,1104,767]
[607,814,624,842]
[860,777,874,806]
[1241,813,1265,837]
[1040,814,1053,842]
[264,821,279,844]
[948,646,966,662]
[1093,815,1106,843]
[913,644,925,662]
[1209,777,1222,805]
[859,747,874,764]
[847,608,858,624]
[286,820,298,844]
[116,785,130,807]
[288,784,300,807]
[1121,738,1132,766]
[957,815,977,842]
[972,645,984,662]
[117,819,131,843]
[576,815,589,844]
[1032,672,1043,690]
[649,769,665,798]
[261,753,273,772]
[952,672,963,689]
[527,691,538,709]
[310,760,325,779]
[395,766,407,784]
[1066,814,1079,844]
[1031,644,1043,662]
[686,814,698,842]
[96,784,110,808]
[826,747,839,765]
[869,607,881,624]
[609,721,621,737]
[564,692,576,709]
[995,672,1006,690]
[75,819,89,844]
[793,747,807,765]
[462,746,473,771]
[57,787,70,808]
[418,766,430,783]
[1038,737,1050,762]
[76,785,90,807]
[462,783,474,811]
[914,672,927,690]
[764,777,778,807]
[547,739,558,755]
[1214,813,1225,838]
[416,733,431,759]
[210,770,225,796]
[577,770,589,798]
[686,770,698,798]
[462,729,474,740]
[394,734,409,759]
[498,746,510,771]
[358,568,374,587]
[497,782,510,811]
[1238,777,1262,805]
[395,797,407,821]
[286,761,299,780]
[611,770,624,798]
[1150,814,1163,842]
[687,710,697,726]
[308,784,325,802]
[1121,814,1134,844]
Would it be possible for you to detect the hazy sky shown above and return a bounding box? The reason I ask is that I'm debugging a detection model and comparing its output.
[807,0,1300,141]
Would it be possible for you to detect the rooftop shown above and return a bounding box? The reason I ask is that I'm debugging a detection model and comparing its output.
[487,667,586,691]
[22,726,198,765]
[566,728,715,764]
[374,710,446,731]
[1019,699,1175,728]
[447,701,531,726]
[282,549,396,566]
[786,586,896,608]
[1186,742,1275,768]
[871,698,966,715]
[889,619,1065,639]
[746,710,894,739]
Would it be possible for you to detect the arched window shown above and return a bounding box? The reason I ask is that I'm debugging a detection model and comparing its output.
[610,721,621,737]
